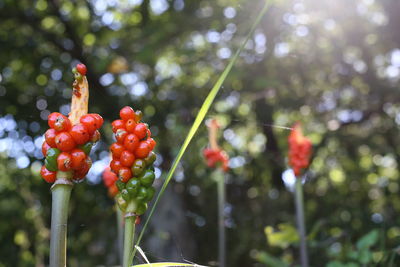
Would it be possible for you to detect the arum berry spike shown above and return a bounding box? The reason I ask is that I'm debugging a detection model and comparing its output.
[203,118,230,267]
[41,64,103,267]
[108,106,157,267]
[288,123,312,267]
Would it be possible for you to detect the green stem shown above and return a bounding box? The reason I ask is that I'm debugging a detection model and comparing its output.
[216,170,226,267]
[123,215,136,267]
[123,200,138,267]
[49,171,73,267]
[116,202,124,265]
[295,177,308,267]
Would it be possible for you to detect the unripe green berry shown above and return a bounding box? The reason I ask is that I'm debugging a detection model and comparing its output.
[45,148,61,171]
[139,170,155,187]
[116,180,125,191]
[131,159,146,176]
[126,178,140,197]
[121,189,130,201]
[145,187,155,202]
[137,187,148,201]
[135,202,147,215]
[144,151,156,166]
[79,142,93,155]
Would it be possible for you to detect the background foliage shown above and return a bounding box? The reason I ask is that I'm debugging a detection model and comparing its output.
[1,0,400,266]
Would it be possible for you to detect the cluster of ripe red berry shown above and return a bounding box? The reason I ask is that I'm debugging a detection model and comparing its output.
[108,106,157,215]
[203,148,229,172]
[102,167,119,197]
[40,112,103,183]
[288,123,312,177]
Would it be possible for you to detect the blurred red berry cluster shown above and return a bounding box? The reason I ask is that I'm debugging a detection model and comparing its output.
[288,123,312,177]
[203,148,229,172]
[102,167,119,197]
[41,112,103,183]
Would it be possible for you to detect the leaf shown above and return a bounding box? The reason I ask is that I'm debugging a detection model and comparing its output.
[356,230,379,250]
[129,1,273,263]
[264,223,299,249]
[253,251,290,267]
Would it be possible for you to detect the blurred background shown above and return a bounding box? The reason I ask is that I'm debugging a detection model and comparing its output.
[1,0,400,266]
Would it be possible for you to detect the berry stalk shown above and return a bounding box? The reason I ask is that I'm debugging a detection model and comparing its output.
[123,213,136,267]
[49,172,73,267]
[295,177,308,267]
[215,169,226,267]
[116,203,124,264]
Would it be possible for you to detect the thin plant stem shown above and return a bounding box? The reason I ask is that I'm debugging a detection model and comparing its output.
[216,169,226,267]
[49,171,73,267]
[116,202,124,265]
[123,215,136,267]
[129,2,272,262]
[295,177,309,267]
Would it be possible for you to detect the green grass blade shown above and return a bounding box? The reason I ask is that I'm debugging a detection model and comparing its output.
[130,1,271,263]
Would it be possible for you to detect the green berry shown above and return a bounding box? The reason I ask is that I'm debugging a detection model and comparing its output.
[126,178,140,197]
[145,187,155,202]
[79,142,93,155]
[137,187,148,201]
[144,151,156,166]
[131,159,146,176]
[121,189,130,201]
[135,202,147,215]
[72,67,77,74]
[139,170,155,187]
[116,180,125,191]
[116,195,127,212]
[45,148,61,171]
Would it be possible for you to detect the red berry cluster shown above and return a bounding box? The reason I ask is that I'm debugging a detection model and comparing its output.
[288,123,312,177]
[102,167,119,197]
[109,106,157,216]
[203,148,229,172]
[40,112,103,183]
[109,106,156,182]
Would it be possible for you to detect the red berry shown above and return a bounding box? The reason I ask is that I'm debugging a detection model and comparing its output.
[70,149,87,170]
[112,119,125,133]
[146,129,151,138]
[146,138,156,150]
[48,112,61,128]
[42,142,51,156]
[135,141,150,158]
[57,152,72,171]
[103,168,118,187]
[80,114,97,134]
[76,63,87,76]
[45,128,57,147]
[120,150,135,167]
[108,184,119,197]
[48,112,71,132]
[69,123,90,145]
[133,123,147,140]
[115,129,128,144]
[124,134,140,152]
[110,160,123,173]
[126,119,137,133]
[90,113,104,129]
[40,166,56,183]
[90,130,101,143]
[118,167,132,183]
[135,216,141,225]
[73,157,92,180]
[110,143,124,159]
[120,106,135,121]
[55,132,76,151]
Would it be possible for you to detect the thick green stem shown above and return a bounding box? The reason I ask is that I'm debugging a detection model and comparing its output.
[116,202,124,265]
[49,172,73,267]
[216,170,226,267]
[123,215,136,267]
[295,178,309,267]
[123,201,138,267]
